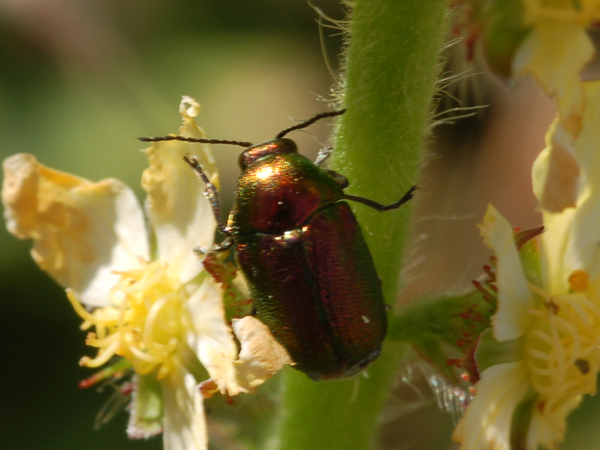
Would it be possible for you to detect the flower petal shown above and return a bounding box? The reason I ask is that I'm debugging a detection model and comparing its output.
[531,119,579,213]
[453,362,530,450]
[204,316,292,396]
[185,278,239,371]
[479,205,532,341]
[563,81,600,282]
[161,366,207,450]
[142,97,218,284]
[527,394,581,450]
[512,21,593,137]
[538,81,600,292]
[185,277,291,396]
[2,154,149,306]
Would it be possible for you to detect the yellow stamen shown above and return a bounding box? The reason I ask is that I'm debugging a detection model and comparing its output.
[69,260,192,378]
[66,289,97,323]
[524,280,600,422]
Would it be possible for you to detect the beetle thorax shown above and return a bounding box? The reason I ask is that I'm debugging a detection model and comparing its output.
[228,153,344,235]
[238,138,297,170]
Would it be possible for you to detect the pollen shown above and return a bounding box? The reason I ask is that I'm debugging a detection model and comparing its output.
[67,260,191,379]
[523,286,600,424]
[568,270,589,292]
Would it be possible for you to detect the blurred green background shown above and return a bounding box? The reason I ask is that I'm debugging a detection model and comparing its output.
[3,1,600,449]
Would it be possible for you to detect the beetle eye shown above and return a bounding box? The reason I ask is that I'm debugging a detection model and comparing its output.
[279,138,298,153]
[238,151,248,171]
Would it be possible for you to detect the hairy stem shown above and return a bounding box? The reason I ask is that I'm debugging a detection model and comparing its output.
[274,1,449,450]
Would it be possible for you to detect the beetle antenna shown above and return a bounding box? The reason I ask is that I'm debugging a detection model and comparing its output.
[276,109,346,139]
[138,135,253,147]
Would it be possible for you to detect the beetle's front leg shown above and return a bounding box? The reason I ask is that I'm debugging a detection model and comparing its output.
[183,154,231,236]
[343,185,417,212]
[184,154,236,255]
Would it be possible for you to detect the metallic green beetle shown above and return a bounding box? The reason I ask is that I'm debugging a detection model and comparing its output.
[141,111,415,381]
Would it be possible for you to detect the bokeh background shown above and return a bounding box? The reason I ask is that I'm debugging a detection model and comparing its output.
[2,1,600,449]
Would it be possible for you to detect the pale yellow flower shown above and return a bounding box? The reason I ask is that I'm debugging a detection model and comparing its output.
[514,1,597,129]
[512,1,600,213]
[2,96,290,450]
[457,1,599,212]
[453,81,600,450]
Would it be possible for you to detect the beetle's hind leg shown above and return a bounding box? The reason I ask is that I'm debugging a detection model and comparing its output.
[343,185,417,211]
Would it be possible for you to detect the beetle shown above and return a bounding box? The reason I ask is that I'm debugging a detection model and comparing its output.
[140,110,415,381]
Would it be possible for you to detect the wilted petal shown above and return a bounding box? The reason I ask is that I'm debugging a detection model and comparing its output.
[161,366,207,450]
[532,122,578,294]
[512,21,594,136]
[531,119,579,213]
[200,316,292,396]
[563,81,600,281]
[229,316,293,391]
[535,81,600,293]
[142,97,218,284]
[453,362,530,450]
[2,154,149,306]
[479,205,532,341]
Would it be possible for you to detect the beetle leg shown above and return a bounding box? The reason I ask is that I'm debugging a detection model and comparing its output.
[343,185,417,211]
[194,237,234,255]
[314,145,332,166]
[183,154,231,236]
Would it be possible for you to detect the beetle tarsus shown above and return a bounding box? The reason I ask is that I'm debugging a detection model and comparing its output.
[343,185,417,212]
[194,237,234,255]
[193,246,208,255]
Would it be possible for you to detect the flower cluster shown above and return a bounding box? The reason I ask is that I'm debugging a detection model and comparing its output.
[448,1,600,449]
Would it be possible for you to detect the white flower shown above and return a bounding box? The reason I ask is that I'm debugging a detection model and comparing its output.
[2,96,291,450]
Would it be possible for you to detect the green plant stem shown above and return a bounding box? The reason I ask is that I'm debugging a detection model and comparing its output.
[274,1,448,450]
